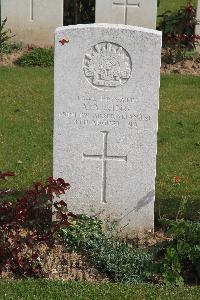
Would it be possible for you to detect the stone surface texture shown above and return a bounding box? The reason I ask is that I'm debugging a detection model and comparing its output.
[54,24,162,237]
[196,0,200,52]
[95,0,157,29]
[1,0,63,46]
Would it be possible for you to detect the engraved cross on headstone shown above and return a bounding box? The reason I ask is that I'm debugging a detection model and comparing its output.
[113,0,141,24]
[30,0,34,21]
[83,131,127,204]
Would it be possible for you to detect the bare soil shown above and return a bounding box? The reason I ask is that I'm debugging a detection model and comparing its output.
[161,59,200,76]
[40,242,109,282]
[0,230,170,282]
[136,230,172,248]
[0,240,109,282]
[0,48,29,67]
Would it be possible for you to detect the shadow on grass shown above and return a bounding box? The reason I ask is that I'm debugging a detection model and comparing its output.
[1,191,199,226]
[0,190,30,203]
[155,196,200,226]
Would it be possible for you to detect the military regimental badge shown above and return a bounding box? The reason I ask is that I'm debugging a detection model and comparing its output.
[83,42,132,89]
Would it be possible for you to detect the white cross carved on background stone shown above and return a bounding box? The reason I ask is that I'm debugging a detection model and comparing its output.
[30,0,34,21]
[83,131,127,204]
[113,0,141,24]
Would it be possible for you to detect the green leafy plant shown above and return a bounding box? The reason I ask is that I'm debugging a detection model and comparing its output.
[61,215,153,283]
[15,48,54,67]
[161,219,200,286]
[158,2,200,63]
[0,42,23,55]
[0,18,15,51]
[60,215,103,252]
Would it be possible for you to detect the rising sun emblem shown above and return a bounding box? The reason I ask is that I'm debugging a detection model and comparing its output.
[83,42,132,89]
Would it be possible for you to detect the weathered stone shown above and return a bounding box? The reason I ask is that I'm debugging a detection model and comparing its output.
[95,0,157,29]
[54,24,162,237]
[1,0,63,46]
[196,0,200,52]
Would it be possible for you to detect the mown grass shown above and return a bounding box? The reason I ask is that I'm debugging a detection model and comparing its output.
[0,68,199,220]
[0,280,199,300]
[0,67,53,191]
[156,75,200,220]
[158,0,197,16]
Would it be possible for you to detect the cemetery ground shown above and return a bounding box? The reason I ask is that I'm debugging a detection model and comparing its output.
[0,1,200,297]
[0,66,200,298]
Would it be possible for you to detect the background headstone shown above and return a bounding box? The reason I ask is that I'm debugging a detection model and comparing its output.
[1,0,63,46]
[95,0,157,29]
[196,0,200,52]
[54,24,162,237]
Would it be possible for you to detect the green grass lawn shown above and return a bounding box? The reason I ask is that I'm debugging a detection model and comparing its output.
[156,75,200,221]
[158,0,197,16]
[0,67,53,190]
[0,280,199,300]
[0,67,199,220]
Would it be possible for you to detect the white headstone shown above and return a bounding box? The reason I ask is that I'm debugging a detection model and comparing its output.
[95,0,157,29]
[54,24,162,237]
[196,0,200,51]
[1,0,63,46]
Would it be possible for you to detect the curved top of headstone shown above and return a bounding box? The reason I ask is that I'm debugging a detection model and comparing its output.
[56,23,162,37]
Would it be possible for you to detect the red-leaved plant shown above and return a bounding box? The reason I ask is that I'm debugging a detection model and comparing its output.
[158,1,200,63]
[0,173,76,277]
